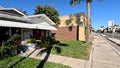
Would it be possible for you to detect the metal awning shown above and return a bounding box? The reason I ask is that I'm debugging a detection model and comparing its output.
[34,24,57,30]
[0,20,57,30]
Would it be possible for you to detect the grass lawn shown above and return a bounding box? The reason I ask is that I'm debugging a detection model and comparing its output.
[51,40,92,60]
[0,56,70,68]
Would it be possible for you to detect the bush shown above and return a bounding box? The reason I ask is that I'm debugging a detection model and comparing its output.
[0,34,22,59]
[0,41,10,59]
[41,36,59,44]
[6,34,21,45]
[26,38,36,43]
[6,34,22,56]
[36,36,60,49]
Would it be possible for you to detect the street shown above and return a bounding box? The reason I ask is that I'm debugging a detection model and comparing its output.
[102,33,120,40]
[100,33,120,52]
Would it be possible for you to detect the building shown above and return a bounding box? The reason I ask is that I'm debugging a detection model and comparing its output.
[108,21,114,32]
[51,12,86,41]
[99,26,104,32]
[0,7,57,43]
[108,21,114,27]
[115,26,120,33]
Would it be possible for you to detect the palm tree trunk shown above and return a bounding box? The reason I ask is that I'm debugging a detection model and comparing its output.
[86,1,91,43]
[76,26,79,40]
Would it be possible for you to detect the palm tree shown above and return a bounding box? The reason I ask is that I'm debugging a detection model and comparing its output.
[70,0,92,43]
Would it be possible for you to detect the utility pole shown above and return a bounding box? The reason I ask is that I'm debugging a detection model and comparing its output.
[112,21,115,39]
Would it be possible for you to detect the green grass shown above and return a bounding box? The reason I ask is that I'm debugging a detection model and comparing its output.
[0,56,70,68]
[51,40,92,60]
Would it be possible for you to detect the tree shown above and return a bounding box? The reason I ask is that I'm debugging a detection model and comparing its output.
[114,24,119,26]
[34,4,60,24]
[70,0,92,43]
[18,9,28,15]
[100,26,104,28]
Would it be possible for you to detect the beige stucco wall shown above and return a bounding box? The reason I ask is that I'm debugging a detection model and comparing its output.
[58,13,86,41]
[79,26,85,41]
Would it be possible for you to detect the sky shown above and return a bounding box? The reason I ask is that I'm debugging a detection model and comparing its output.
[0,0,120,30]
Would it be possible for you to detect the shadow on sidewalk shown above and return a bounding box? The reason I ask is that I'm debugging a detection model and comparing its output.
[36,43,69,68]
[37,45,53,68]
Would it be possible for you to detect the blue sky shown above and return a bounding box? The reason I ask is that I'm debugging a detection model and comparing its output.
[0,0,120,30]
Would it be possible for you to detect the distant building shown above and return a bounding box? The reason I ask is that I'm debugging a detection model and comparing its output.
[108,21,114,33]
[108,21,114,27]
[99,26,104,31]
[115,26,120,33]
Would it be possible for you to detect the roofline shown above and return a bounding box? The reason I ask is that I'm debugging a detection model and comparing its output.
[59,12,85,17]
[27,14,56,25]
[0,13,31,23]
[0,8,26,16]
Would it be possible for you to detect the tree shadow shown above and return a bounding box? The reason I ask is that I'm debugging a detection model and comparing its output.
[36,45,53,68]
[65,18,72,25]
[54,46,61,53]
[36,46,51,56]
[36,42,69,68]
[9,57,26,68]
[66,13,86,40]
[58,43,69,47]
[9,49,36,68]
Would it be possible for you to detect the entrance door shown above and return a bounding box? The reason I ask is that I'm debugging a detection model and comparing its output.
[23,29,33,40]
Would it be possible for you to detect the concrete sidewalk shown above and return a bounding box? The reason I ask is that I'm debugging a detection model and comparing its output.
[91,34,120,68]
[29,49,90,68]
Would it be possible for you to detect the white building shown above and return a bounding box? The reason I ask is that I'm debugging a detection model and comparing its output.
[0,7,57,42]
[108,21,114,27]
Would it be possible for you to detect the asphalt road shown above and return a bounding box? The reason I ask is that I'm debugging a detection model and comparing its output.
[102,33,120,40]
[101,33,120,52]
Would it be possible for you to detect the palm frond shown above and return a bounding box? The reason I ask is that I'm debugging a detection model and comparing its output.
[86,0,92,2]
[70,0,84,6]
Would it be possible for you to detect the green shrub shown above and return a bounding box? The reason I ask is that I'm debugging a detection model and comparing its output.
[36,40,42,49]
[0,42,6,58]
[41,36,59,44]
[6,34,21,45]
[26,38,36,43]
[36,36,60,49]
[0,41,10,59]
[0,34,23,59]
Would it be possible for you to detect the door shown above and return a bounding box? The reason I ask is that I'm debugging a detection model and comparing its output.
[23,29,33,40]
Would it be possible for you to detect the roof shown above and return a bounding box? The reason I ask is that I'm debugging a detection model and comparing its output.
[0,13,56,25]
[26,14,56,26]
[0,8,26,16]
[0,7,57,30]
[0,13,31,23]
[0,19,57,30]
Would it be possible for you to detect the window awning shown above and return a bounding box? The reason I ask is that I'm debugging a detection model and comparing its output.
[0,20,57,30]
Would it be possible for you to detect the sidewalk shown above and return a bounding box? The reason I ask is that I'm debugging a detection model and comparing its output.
[29,49,90,68]
[91,33,120,68]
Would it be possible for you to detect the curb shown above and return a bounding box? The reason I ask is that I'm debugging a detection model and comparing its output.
[107,38,120,46]
[100,34,120,46]
[107,38,120,56]
[100,35,120,56]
